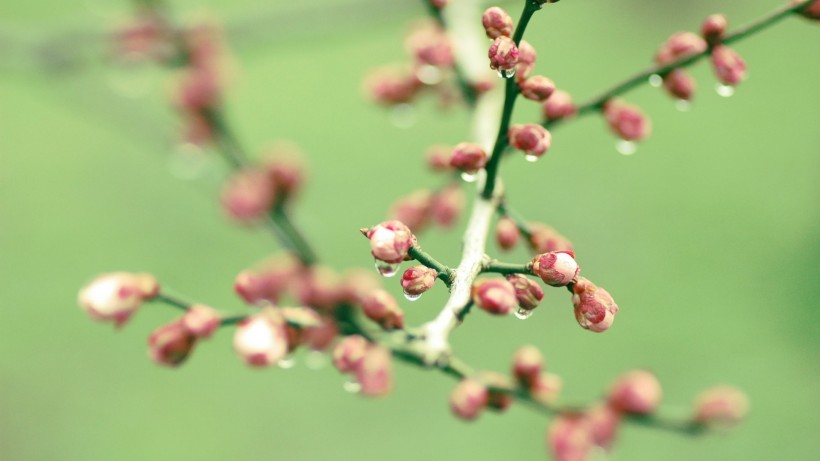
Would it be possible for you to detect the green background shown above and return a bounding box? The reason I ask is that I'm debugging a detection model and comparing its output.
[1,0,818,460]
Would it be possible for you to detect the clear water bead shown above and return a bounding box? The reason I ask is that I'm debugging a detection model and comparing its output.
[514,307,534,320]
[460,171,477,182]
[416,65,442,85]
[277,357,296,369]
[403,291,422,302]
[648,74,663,88]
[343,379,361,394]
[524,154,539,163]
[675,99,691,112]
[615,140,638,155]
[375,259,399,277]
[305,350,328,371]
[715,83,735,98]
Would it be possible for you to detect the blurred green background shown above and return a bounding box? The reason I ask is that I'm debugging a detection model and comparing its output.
[1,0,818,460]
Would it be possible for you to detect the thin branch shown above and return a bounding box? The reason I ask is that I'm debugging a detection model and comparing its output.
[483,261,532,276]
[408,244,455,286]
[496,201,534,239]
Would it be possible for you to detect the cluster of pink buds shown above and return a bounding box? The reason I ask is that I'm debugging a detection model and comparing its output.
[332,335,393,397]
[78,272,159,327]
[149,304,221,366]
[234,254,300,305]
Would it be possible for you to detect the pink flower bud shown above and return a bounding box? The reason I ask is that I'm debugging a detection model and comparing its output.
[519,75,555,102]
[388,189,433,233]
[496,217,520,251]
[78,272,159,327]
[400,265,438,296]
[173,68,220,112]
[450,378,489,421]
[364,220,416,264]
[293,265,342,312]
[543,89,577,121]
[532,251,579,287]
[280,306,322,351]
[477,371,514,411]
[425,144,453,172]
[332,335,369,373]
[261,141,305,200]
[512,345,544,388]
[180,112,214,146]
[692,386,749,426]
[586,402,621,450]
[528,223,574,254]
[572,277,619,333]
[547,413,593,461]
[710,45,746,86]
[508,123,552,157]
[471,278,517,316]
[364,66,422,105]
[701,14,728,45]
[148,319,197,367]
[793,0,820,20]
[506,274,544,310]
[356,345,393,397]
[233,308,288,367]
[233,255,298,305]
[603,100,651,142]
[339,268,382,304]
[515,40,536,82]
[406,22,454,67]
[608,370,662,414]
[531,372,563,405]
[361,289,405,330]
[221,169,275,224]
[488,36,519,72]
[449,142,488,174]
[662,69,696,101]
[430,184,464,228]
[654,32,707,66]
[181,304,221,338]
[482,7,514,39]
[301,316,338,351]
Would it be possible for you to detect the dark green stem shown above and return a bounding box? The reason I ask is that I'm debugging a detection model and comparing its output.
[484,261,533,275]
[270,206,319,266]
[408,245,455,286]
[152,293,190,311]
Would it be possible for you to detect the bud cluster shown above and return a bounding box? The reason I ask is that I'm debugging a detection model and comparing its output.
[333,335,393,397]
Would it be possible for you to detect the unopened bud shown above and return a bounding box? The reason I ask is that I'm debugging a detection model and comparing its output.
[547,413,593,461]
[586,402,621,450]
[339,268,382,304]
[406,22,454,67]
[477,371,514,412]
[148,319,197,367]
[710,45,746,86]
[450,142,488,174]
[364,220,416,264]
[233,308,288,367]
[531,372,563,405]
[692,385,749,426]
[512,345,544,388]
[519,75,555,102]
[430,185,465,228]
[221,169,275,224]
[356,345,393,397]
[482,7,514,39]
[532,251,579,287]
[78,272,159,327]
[181,304,221,338]
[508,123,552,157]
[332,335,369,373]
[450,378,489,421]
[655,32,707,66]
[496,216,521,251]
[506,274,544,310]
[364,66,422,105]
[471,278,517,315]
[603,100,651,142]
[528,223,574,254]
[425,144,453,172]
[388,189,433,233]
[572,277,619,332]
[488,36,519,72]
[293,265,342,312]
[701,14,728,46]
[662,69,696,101]
[233,255,297,305]
[361,289,405,330]
[173,68,220,112]
[543,89,576,121]
[401,265,438,296]
[608,370,662,414]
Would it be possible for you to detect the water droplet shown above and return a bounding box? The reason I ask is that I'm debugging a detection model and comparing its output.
[305,350,328,370]
[168,143,210,180]
[715,83,735,98]
[648,74,663,88]
[615,139,637,156]
[504,68,517,79]
[389,103,416,128]
[416,65,442,85]
[514,307,534,320]
[277,356,296,369]
[524,154,539,163]
[460,171,477,182]
[343,379,361,394]
[403,291,422,302]
[675,99,691,112]
[374,259,399,277]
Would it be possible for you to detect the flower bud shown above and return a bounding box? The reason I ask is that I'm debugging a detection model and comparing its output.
[496,217,521,251]
[280,306,322,351]
[508,123,552,157]
[148,319,197,367]
[603,100,651,142]
[181,304,221,338]
[519,75,555,102]
[356,345,393,397]
[531,372,563,405]
[488,36,519,72]
[793,0,820,20]
[572,277,619,333]
[506,274,544,310]
[512,345,544,388]
[425,144,453,172]
[543,89,576,121]
[233,255,298,305]
[293,265,342,312]
[471,278,517,316]
[78,272,159,327]
[332,335,369,373]
[361,289,405,330]
[476,371,514,411]
[531,251,579,287]
[710,45,746,86]
[406,22,454,67]
[449,142,488,174]
[608,370,662,414]
[654,32,707,66]
[173,68,220,112]
[301,317,338,351]
[261,141,305,200]
[547,413,593,461]
[701,14,728,46]
[221,169,275,224]
[515,40,537,80]
[662,69,696,101]
[233,308,288,367]
[401,265,438,296]
[692,386,749,426]
[180,112,213,146]
[430,184,464,228]
[364,220,416,264]
[450,378,489,421]
[482,7,514,39]
[364,66,422,105]
[586,402,621,450]
[388,189,433,233]
[339,268,382,304]
[528,223,574,254]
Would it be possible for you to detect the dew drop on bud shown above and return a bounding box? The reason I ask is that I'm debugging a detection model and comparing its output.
[648,74,663,88]
[460,171,477,182]
[277,356,296,369]
[504,68,516,79]
[416,65,443,85]
[305,350,328,371]
[715,83,735,98]
[343,378,362,394]
[514,307,534,320]
[524,154,539,163]
[389,103,417,128]
[403,291,422,302]
[675,99,691,112]
[615,140,638,156]
[374,259,400,278]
